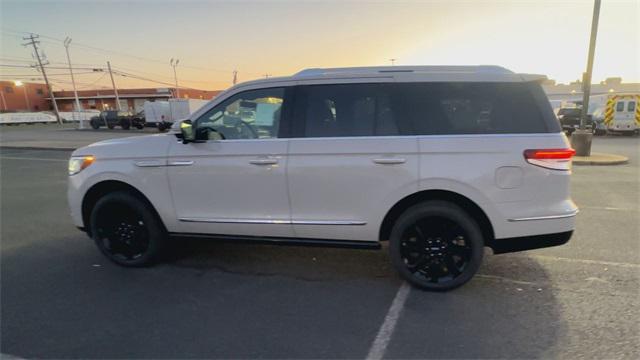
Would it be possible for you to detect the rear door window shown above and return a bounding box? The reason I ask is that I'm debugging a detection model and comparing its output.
[628,101,636,112]
[394,82,549,134]
[297,83,408,137]
[616,101,625,112]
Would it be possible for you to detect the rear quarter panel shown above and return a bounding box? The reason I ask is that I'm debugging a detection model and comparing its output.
[417,132,576,239]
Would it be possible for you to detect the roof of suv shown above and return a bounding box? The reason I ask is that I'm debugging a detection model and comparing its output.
[234,65,546,89]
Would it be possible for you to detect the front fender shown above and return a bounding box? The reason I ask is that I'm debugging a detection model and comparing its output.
[68,161,178,231]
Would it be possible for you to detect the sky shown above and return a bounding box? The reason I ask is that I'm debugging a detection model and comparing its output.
[1,0,638,91]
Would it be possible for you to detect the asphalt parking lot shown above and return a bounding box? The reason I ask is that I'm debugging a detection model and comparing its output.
[1,136,639,359]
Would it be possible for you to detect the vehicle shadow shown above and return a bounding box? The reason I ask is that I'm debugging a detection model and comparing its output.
[384,252,567,359]
[167,239,566,358]
[165,237,397,284]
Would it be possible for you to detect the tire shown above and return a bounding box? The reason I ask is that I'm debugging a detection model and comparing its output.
[157,123,166,132]
[135,123,144,130]
[90,121,100,130]
[389,201,484,291]
[121,120,131,130]
[89,191,167,267]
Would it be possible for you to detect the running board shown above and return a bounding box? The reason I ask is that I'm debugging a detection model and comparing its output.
[168,232,382,250]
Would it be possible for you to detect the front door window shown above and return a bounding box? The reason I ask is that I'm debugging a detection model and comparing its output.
[196,88,285,140]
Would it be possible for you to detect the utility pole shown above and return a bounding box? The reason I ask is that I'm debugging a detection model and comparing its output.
[264,73,271,79]
[64,37,83,128]
[106,61,121,111]
[232,70,238,85]
[23,34,61,124]
[170,58,180,98]
[572,0,601,156]
[390,58,397,66]
[0,89,7,111]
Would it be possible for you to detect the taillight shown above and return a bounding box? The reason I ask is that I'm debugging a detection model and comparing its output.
[523,148,576,171]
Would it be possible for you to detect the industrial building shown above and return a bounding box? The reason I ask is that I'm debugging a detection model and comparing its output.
[0,81,221,113]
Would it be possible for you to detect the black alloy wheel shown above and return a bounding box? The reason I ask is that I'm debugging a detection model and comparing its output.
[90,191,166,266]
[390,201,484,291]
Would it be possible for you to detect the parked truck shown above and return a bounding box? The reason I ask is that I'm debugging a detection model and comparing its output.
[89,110,145,130]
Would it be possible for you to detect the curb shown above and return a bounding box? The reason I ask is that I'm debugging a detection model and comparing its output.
[573,152,629,166]
[0,145,76,151]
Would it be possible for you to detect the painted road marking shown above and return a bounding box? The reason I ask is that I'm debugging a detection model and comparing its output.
[529,254,640,269]
[367,282,411,360]
[580,205,636,212]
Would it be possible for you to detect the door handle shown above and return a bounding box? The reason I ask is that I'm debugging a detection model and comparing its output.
[373,158,406,165]
[168,160,194,166]
[249,158,278,165]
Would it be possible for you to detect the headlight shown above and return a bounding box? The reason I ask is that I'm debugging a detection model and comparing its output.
[68,156,95,176]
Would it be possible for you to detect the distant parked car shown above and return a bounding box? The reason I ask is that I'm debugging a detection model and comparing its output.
[557,107,595,135]
[89,110,145,130]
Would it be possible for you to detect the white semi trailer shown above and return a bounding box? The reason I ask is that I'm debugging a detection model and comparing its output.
[143,98,209,131]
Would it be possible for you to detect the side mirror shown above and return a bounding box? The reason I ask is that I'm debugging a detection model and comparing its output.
[179,119,195,144]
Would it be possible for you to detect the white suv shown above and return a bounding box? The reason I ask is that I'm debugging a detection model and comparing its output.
[68,66,577,291]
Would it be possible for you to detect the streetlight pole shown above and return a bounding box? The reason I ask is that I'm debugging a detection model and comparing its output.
[170,58,180,98]
[106,61,121,111]
[572,0,601,157]
[64,37,83,128]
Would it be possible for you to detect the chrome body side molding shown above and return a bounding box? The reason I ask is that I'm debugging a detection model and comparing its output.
[508,209,579,222]
[178,218,367,225]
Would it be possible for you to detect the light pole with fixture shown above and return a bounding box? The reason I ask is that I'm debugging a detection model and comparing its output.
[14,80,30,111]
[64,37,83,127]
[170,58,180,98]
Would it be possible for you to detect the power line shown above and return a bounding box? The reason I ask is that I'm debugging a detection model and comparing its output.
[0,72,96,77]
[77,73,109,89]
[2,27,264,77]
[0,64,105,71]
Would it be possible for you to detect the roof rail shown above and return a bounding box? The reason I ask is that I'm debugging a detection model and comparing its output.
[293,65,514,78]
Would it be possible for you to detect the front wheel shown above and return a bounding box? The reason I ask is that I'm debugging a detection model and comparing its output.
[389,201,484,291]
[90,191,167,266]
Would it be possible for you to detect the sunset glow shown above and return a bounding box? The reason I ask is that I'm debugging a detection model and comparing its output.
[1,0,638,90]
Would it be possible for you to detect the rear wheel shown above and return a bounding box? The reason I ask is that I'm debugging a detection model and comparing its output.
[389,201,484,291]
[90,120,100,129]
[121,120,131,130]
[90,191,166,267]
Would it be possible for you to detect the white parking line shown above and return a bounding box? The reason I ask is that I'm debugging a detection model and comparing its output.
[580,205,636,212]
[0,156,67,162]
[367,282,411,360]
[529,255,640,269]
